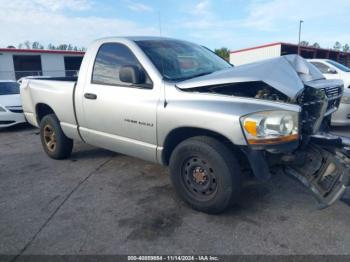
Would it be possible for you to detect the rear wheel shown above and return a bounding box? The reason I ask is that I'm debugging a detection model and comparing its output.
[40,114,73,159]
[169,136,241,214]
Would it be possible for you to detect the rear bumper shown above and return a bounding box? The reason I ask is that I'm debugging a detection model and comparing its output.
[0,111,26,128]
[331,103,350,126]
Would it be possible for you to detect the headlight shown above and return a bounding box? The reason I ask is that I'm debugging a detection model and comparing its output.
[0,106,6,112]
[340,95,350,104]
[240,110,299,145]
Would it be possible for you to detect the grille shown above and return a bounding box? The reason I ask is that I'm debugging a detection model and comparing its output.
[9,109,23,113]
[323,86,342,115]
[299,87,324,134]
[5,106,23,113]
[0,121,15,125]
[299,85,342,134]
[324,86,342,99]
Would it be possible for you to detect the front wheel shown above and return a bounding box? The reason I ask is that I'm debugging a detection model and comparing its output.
[40,114,73,159]
[169,136,241,214]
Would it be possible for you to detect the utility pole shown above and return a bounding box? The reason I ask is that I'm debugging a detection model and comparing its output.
[298,20,304,55]
[158,11,162,36]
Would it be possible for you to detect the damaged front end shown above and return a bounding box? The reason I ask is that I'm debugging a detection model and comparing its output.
[242,130,350,208]
[283,140,350,208]
[177,54,350,208]
[264,79,350,208]
[282,77,350,208]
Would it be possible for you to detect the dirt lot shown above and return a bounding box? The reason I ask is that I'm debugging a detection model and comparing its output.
[1,125,350,258]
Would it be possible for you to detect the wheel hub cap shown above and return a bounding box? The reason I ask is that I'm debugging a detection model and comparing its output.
[192,167,207,184]
[182,157,217,200]
[43,124,57,152]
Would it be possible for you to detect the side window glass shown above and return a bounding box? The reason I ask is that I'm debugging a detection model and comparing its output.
[310,62,330,74]
[92,43,152,87]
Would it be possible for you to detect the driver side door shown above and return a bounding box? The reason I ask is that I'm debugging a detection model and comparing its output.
[79,42,158,162]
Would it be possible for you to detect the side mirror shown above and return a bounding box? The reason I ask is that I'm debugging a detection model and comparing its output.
[327,68,337,74]
[119,65,145,84]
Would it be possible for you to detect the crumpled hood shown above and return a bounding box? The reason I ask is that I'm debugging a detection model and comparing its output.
[176,55,325,99]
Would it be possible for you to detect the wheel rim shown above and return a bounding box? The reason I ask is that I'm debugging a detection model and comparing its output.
[43,124,57,152]
[182,156,218,200]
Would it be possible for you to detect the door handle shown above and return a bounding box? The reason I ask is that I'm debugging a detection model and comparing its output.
[84,93,97,100]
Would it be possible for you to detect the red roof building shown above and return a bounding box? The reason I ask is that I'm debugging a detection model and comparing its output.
[0,48,85,80]
[230,42,350,67]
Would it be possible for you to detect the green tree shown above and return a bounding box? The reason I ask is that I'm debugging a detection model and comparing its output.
[24,41,31,49]
[32,41,40,49]
[333,41,342,51]
[311,42,320,48]
[214,47,230,61]
[57,44,68,50]
[300,41,309,46]
[11,41,85,51]
[343,44,350,52]
[47,44,56,50]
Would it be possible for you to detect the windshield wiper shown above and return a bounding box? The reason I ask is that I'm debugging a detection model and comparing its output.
[189,71,215,79]
[168,71,215,82]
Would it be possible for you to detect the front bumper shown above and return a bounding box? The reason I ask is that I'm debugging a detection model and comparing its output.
[331,102,350,126]
[0,111,26,128]
[284,133,350,208]
[243,133,350,209]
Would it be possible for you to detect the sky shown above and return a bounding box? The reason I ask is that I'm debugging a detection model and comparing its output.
[0,0,349,51]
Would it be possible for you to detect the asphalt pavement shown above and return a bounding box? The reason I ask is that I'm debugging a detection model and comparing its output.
[0,125,350,258]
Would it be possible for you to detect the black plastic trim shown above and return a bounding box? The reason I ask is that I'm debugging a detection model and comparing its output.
[241,147,271,181]
[72,82,85,143]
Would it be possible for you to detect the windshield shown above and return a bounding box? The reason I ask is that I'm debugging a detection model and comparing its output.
[136,40,232,81]
[0,82,20,95]
[327,60,350,72]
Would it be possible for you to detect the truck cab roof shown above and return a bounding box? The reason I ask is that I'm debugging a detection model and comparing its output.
[95,36,184,42]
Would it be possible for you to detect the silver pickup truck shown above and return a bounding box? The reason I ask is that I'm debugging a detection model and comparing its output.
[21,36,350,213]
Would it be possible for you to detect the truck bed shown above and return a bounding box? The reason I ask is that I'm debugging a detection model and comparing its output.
[20,77,79,139]
[24,76,78,82]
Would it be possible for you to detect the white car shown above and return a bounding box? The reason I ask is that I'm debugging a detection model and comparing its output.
[308,59,350,126]
[0,80,26,128]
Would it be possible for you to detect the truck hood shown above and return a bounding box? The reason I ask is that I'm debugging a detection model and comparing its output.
[176,55,325,99]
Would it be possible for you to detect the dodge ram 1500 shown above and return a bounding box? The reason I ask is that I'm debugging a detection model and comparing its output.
[20,36,350,213]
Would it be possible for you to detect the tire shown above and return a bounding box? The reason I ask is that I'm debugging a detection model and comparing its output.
[39,114,73,159]
[169,136,241,214]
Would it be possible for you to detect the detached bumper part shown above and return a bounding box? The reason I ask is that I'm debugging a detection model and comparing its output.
[285,146,349,208]
[284,133,350,209]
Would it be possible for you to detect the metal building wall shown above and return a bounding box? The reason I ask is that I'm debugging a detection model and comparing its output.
[229,44,281,66]
[41,53,67,77]
[0,53,15,80]
[0,50,84,81]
